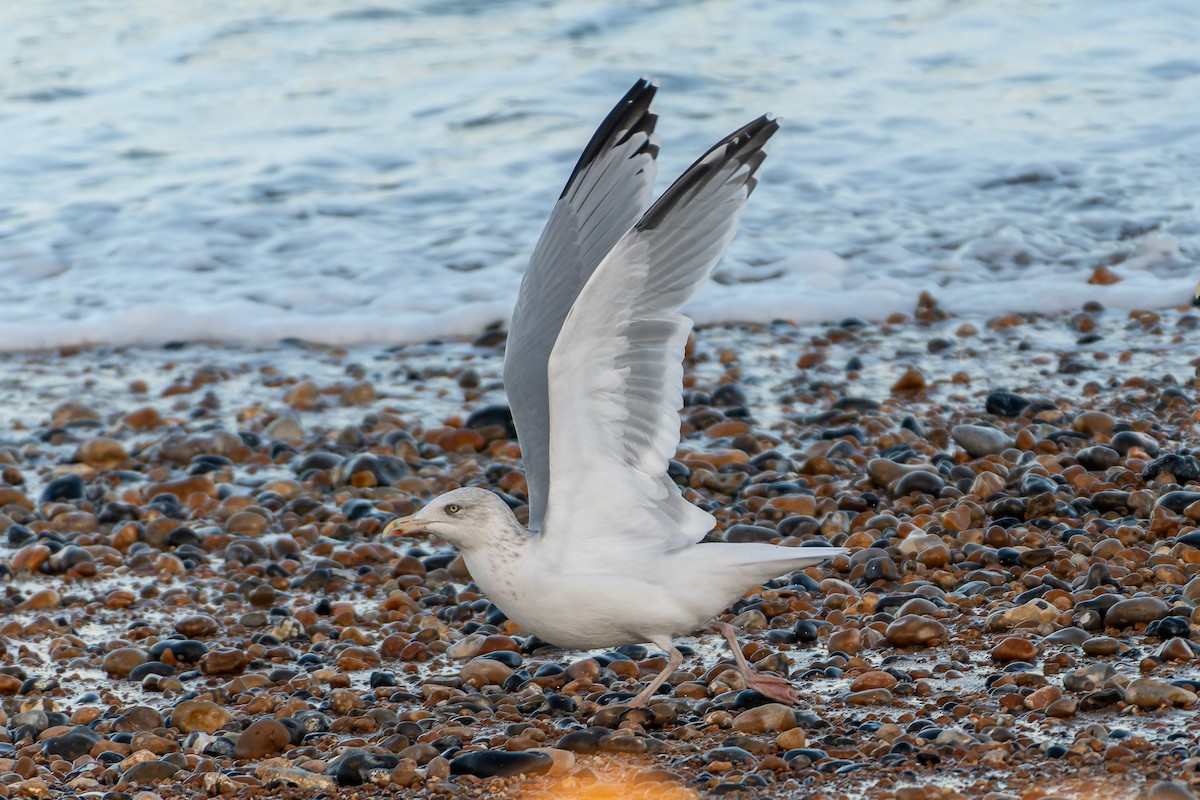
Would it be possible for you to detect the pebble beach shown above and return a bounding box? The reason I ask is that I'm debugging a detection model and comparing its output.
[3,296,1200,800]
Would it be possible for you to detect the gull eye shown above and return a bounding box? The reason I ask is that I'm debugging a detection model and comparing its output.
[445,504,461,515]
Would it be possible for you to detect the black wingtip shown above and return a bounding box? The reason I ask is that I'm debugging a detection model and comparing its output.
[559,78,660,200]
[636,114,779,232]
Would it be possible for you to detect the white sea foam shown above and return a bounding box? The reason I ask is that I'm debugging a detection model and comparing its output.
[0,0,1196,352]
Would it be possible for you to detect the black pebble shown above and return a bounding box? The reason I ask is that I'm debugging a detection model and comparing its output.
[1144,453,1200,483]
[450,749,553,778]
[1146,616,1191,640]
[327,748,401,786]
[985,390,1031,417]
[40,474,85,503]
[42,727,101,760]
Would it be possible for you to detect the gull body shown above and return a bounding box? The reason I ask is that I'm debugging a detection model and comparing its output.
[387,80,846,705]
[396,487,841,653]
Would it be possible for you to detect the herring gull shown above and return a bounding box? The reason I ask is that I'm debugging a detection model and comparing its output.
[385,79,846,706]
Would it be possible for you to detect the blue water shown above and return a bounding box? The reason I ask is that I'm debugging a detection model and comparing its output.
[0,0,1196,350]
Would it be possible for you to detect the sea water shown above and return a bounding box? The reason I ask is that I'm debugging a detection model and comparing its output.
[1,0,1196,351]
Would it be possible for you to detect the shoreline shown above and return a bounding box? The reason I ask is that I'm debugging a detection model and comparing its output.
[1,301,1200,799]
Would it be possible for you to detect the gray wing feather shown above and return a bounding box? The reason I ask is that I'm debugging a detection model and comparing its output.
[504,79,659,531]
[544,116,780,560]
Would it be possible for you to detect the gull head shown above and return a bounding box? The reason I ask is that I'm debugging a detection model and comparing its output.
[382,487,523,553]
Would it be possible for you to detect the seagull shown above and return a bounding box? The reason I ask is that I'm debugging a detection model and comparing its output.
[385,79,846,707]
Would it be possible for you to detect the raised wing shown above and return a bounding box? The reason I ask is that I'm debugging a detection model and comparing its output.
[504,79,660,531]
[543,116,779,561]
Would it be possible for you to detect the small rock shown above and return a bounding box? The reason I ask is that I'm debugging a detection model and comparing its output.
[449,750,553,778]
[78,437,129,468]
[327,749,401,786]
[1125,678,1197,709]
[732,703,796,733]
[119,760,182,788]
[1076,445,1120,471]
[1024,685,1063,710]
[459,658,513,687]
[891,366,927,393]
[1144,781,1200,800]
[991,636,1038,662]
[952,424,1011,458]
[985,390,1031,417]
[849,671,897,692]
[1064,663,1116,693]
[884,615,948,647]
[171,700,232,734]
[233,719,290,759]
[1105,596,1170,629]
[104,648,149,678]
[1082,637,1122,656]
[42,726,102,760]
[846,688,893,706]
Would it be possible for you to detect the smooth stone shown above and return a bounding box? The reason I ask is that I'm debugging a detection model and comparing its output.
[327,749,401,786]
[704,746,758,765]
[1109,430,1158,455]
[1143,453,1199,482]
[1023,685,1063,710]
[103,648,149,678]
[1076,445,1120,471]
[863,556,901,581]
[1044,697,1078,718]
[896,598,940,617]
[12,710,50,733]
[951,424,1011,458]
[78,437,129,468]
[42,727,102,760]
[233,719,290,759]
[459,658,514,687]
[884,615,948,647]
[991,636,1039,662]
[113,706,165,733]
[985,390,1031,417]
[1146,616,1191,640]
[849,670,897,692]
[40,473,85,503]
[1064,663,1116,693]
[1125,678,1197,709]
[450,750,553,778]
[934,728,975,748]
[897,532,945,558]
[1145,781,1200,800]
[171,700,232,734]
[1082,637,1122,656]
[987,598,1058,631]
[732,703,796,733]
[119,760,182,787]
[1157,638,1196,662]
[1105,597,1170,629]
[1158,491,1200,514]
[1043,627,1090,646]
[826,629,861,655]
[200,648,249,675]
[1072,410,1115,437]
[866,458,938,487]
[845,688,893,706]
[893,471,945,497]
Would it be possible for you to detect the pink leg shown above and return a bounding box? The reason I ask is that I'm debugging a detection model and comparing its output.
[716,621,798,705]
[626,646,684,708]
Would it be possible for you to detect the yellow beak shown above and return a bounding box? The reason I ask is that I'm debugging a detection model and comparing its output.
[382,515,426,536]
